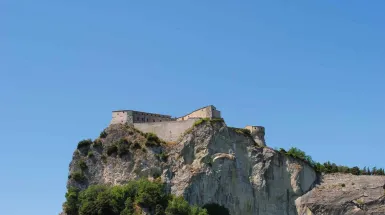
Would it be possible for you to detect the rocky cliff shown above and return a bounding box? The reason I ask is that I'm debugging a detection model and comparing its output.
[64,120,385,215]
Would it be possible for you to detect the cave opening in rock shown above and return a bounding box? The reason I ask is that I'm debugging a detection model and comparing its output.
[203,203,230,215]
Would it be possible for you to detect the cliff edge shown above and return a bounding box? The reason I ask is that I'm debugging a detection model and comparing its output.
[64,120,385,215]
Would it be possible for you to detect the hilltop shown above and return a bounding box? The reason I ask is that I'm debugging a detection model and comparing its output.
[62,119,385,215]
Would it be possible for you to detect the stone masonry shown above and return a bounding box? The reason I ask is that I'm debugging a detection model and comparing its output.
[110,105,264,143]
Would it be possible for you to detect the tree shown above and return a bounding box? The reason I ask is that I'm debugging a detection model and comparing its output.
[165,196,191,215]
[351,166,360,175]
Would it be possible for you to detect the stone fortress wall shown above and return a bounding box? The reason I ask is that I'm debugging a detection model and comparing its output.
[176,105,221,121]
[110,105,263,144]
[111,110,172,124]
[133,119,199,142]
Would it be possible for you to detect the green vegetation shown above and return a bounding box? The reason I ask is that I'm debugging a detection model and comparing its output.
[156,152,169,162]
[356,199,365,205]
[87,151,94,158]
[63,179,208,215]
[145,133,163,147]
[101,155,107,163]
[92,139,102,148]
[178,118,225,142]
[106,138,134,157]
[279,147,385,176]
[77,139,93,149]
[99,129,108,138]
[106,144,118,156]
[77,160,87,170]
[131,142,142,150]
[116,139,131,157]
[70,171,86,183]
[234,128,251,136]
[193,118,224,127]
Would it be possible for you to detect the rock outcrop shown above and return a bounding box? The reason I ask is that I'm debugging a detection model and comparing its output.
[296,173,385,215]
[65,120,385,215]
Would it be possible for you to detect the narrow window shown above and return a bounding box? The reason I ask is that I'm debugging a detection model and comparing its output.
[153,119,155,122]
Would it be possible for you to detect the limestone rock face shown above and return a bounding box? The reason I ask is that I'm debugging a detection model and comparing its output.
[296,173,385,215]
[65,122,385,215]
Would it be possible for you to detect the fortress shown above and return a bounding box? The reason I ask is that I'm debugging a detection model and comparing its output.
[110,105,265,145]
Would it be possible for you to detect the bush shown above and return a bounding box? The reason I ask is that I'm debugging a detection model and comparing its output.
[131,142,142,150]
[193,118,224,127]
[101,155,107,163]
[145,133,162,147]
[100,130,108,138]
[87,151,94,158]
[193,118,210,127]
[78,160,87,170]
[165,196,191,215]
[106,145,118,156]
[286,147,315,166]
[71,171,86,183]
[235,128,251,136]
[77,139,93,149]
[116,139,131,157]
[165,196,208,215]
[92,139,102,148]
[156,152,168,162]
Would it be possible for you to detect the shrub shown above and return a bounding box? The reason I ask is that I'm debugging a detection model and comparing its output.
[92,139,102,148]
[165,196,208,215]
[78,160,87,170]
[286,147,315,166]
[351,166,360,175]
[341,183,345,187]
[145,133,162,147]
[100,129,108,138]
[156,152,168,162]
[356,199,364,205]
[87,151,94,158]
[77,139,93,149]
[71,171,86,183]
[235,128,251,136]
[193,118,210,127]
[116,138,131,157]
[101,155,107,163]
[165,196,191,215]
[135,179,167,208]
[131,142,142,150]
[106,145,118,156]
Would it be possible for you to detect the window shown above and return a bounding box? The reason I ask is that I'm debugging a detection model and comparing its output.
[147,119,148,122]
[153,120,155,122]
[137,117,139,121]
[160,120,162,122]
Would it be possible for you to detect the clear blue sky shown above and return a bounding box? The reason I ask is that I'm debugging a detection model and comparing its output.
[1,0,384,214]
